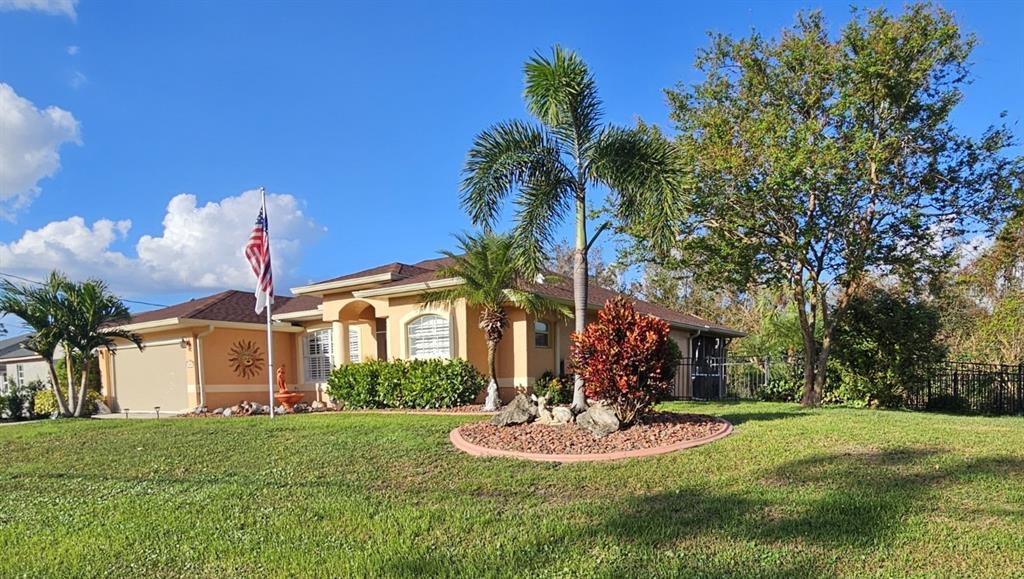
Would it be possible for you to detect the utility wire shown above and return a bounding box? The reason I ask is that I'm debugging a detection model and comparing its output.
[0,271,169,308]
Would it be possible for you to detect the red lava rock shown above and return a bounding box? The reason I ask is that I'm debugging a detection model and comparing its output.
[457,411,727,455]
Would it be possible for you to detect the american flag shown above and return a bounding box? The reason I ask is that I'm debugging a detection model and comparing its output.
[245,205,274,314]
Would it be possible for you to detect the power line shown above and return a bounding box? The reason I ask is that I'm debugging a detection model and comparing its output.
[0,271,169,308]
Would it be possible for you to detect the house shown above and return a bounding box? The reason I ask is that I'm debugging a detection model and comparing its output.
[97,257,743,413]
[0,334,51,393]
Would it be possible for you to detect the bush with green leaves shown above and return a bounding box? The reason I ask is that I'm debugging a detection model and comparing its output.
[2,379,42,421]
[327,358,485,409]
[532,371,572,405]
[33,388,103,418]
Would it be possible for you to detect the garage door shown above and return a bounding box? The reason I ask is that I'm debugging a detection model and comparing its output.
[111,341,188,412]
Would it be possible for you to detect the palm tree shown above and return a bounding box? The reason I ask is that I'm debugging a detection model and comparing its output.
[461,45,683,412]
[0,272,141,417]
[64,279,142,417]
[421,232,569,411]
[0,272,73,416]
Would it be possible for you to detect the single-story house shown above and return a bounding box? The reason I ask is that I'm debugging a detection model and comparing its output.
[97,257,743,414]
[0,334,51,392]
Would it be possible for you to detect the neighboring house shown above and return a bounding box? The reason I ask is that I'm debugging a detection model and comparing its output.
[98,257,742,413]
[0,334,51,393]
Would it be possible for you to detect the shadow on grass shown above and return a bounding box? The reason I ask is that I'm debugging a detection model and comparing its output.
[587,447,1024,576]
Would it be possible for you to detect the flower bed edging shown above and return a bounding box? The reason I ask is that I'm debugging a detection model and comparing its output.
[450,417,733,463]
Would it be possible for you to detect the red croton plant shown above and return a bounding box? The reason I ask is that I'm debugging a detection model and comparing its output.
[570,297,682,425]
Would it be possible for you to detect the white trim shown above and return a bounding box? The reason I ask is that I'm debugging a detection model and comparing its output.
[290,272,397,296]
[353,277,463,299]
[189,383,320,393]
[272,308,323,322]
[115,318,306,334]
[109,338,183,350]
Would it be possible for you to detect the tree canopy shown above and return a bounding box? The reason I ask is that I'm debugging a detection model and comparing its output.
[640,4,1021,404]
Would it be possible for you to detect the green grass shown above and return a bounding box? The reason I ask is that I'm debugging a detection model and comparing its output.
[1,402,1022,577]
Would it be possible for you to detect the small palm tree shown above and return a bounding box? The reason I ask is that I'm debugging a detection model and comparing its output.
[0,272,141,418]
[422,232,569,411]
[64,279,142,417]
[0,272,74,416]
[461,45,683,412]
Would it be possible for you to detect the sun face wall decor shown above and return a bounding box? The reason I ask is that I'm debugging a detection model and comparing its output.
[228,340,265,379]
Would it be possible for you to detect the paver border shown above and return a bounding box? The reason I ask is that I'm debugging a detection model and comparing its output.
[450,416,733,463]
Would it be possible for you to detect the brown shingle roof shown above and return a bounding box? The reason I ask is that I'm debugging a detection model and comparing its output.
[334,257,743,336]
[126,291,322,326]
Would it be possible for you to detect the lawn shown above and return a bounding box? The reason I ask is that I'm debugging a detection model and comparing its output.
[1,402,1022,577]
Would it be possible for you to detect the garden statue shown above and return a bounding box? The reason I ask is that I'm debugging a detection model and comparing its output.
[276,365,289,393]
[273,364,304,411]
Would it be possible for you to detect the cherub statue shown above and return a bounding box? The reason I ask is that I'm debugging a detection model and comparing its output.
[276,365,289,393]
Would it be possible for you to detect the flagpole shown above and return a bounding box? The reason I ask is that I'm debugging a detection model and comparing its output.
[262,187,275,419]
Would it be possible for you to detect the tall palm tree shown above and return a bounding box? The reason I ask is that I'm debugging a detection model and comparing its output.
[461,45,683,412]
[421,232,569,411]
[64,279,142,417]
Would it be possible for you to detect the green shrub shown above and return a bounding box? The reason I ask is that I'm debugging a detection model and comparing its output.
[326,358,484,409]
[757,377,802,402]
[403,358,484,408]
[2,379,42,420]
[532,370,572,405]
[33,389,58,417]
[30,387,104,417]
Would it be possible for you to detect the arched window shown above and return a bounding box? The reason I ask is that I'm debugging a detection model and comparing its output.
[406,314,450,359]
[534,320,550,348]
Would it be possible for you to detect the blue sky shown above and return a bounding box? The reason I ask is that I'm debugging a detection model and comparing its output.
[1,0,1021,318]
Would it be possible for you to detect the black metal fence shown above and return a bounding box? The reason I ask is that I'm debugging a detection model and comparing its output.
[672,356,1024,416]
[907,361,1024,416]
[673,356,803,401]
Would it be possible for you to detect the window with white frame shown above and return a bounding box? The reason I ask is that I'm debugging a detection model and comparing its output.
[303,329,334,383]
[348,327,360,363]
[534,320,551,348]
[407,314,450,359]
[16,364,25,388]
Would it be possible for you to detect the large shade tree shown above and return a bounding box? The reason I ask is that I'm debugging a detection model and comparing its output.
[461,45,684,412]
[0,272,142,417]
[645,5,1021,405]
[421,232,569,410]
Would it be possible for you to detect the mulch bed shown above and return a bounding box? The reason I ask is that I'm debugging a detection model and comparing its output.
[457,412,727,455]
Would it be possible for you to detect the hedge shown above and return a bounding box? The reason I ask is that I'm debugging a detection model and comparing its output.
[326,358,485,409]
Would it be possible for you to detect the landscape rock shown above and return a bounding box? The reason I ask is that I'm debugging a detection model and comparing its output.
[551,406,573,425]
[275,405,286,415]
[250,403,265,415]
[533,395,554,425]
[293,403,310,413]
[311,401,326,411]
[212,407,224,415]
[94,400,112,415]
[490,394,537,427]
[222,407,234,417]
[575,403,620,438]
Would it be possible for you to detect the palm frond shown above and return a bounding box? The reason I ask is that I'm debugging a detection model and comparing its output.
[510,162,575,275]
[460,120,566,230]
[504,288,572,318]
[591,124,688,257]
[524,45,604,158]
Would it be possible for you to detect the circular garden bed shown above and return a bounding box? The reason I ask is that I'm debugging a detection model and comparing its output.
[451,412,732,463]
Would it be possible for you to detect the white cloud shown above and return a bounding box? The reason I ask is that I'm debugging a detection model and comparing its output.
[0,0,76,19]
[0,189,323,295]
[66,45,79,55]
[69,71,87,89]
[0,83,81,219]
